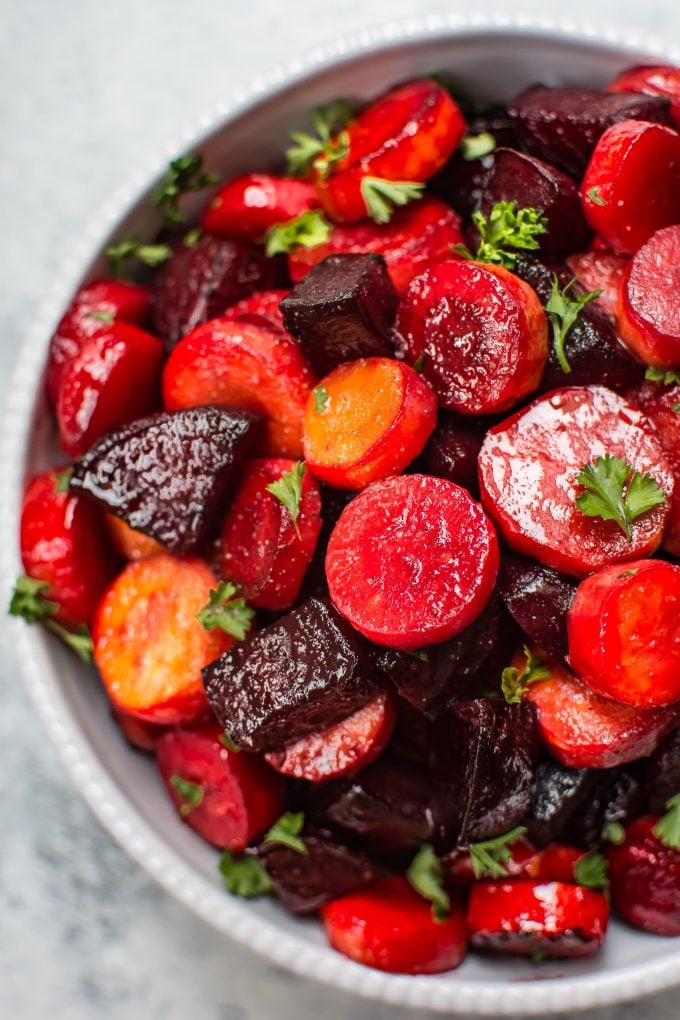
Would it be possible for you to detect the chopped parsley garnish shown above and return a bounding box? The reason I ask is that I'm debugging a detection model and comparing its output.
[645,366,680,386]
[546,275,602,374]
[406,844,450,922]
[360,178,425,225]
[106,237,172,276]
[573,851,609,891]
[266,461,306,538]
[587,186,607,207]
[196,582,254,640]
[501,646,550,704]
[654,793,680,850]
[263,811,307,855]
[8,576,93,662]
[575,454,667,540]
[460,201,548,269]
[468,826,528,879]
[313,384,330,413]
[170,774,204,817]
[153,153,218,226]
[459,131,496,161]
[286,99,352,178]
[218,850,272,898]
[263,210,331,257]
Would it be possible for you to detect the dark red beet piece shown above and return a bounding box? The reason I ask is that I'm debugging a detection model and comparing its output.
[467,880,608,958]
[512,254,642,392]
[309,753,434,852]
[480,148,590,254]
[508,86,672,176]
[257,826,382,914]
[423,413,485,496]
[370,594,502,718]
[150,234,284,349]
[431,699,539,852]
[609,817,680,935]
[562,765,645,849]
[156,721,284,850]
[297,485,356,602]
[498,553,576,662]
[279,254,398,375]
[69,406,258,554]
[202,597,377,753]
[647,729,680,814]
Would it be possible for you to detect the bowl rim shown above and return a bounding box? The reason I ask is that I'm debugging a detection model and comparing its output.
[4,13,680,1015]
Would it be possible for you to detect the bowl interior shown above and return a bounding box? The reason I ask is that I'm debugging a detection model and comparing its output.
[8,21,680,1014]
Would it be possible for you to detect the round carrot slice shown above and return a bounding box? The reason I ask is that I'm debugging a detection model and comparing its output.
[616,225,680,368]
[580,120,680,255]
[566,248,629,324]
[396,260,548,415]
[477,386,673,577]
[201,173,317,242]
[607,64,680,127]
[93,554,232,724]
[313,80,466,223]
[264,691,395,782]
[567,559,680,708]
[162,319,315,457]
[326,474,499,650]
[302,358,437,489]
[105,513,165,562]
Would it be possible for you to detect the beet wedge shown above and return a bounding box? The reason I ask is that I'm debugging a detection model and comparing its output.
[70,406,259,554]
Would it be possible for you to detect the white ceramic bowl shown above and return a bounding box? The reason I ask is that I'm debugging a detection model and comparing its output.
[4,15,680,1015]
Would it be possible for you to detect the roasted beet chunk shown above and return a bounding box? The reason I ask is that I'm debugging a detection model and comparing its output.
[69,406,258,554]
[498,553,577,662]
[528,758,643,848]
[309,753,434,852]
[431,699,539,852]
[280,254,398,375]
[257,827,382,914]
[370,595,502,718]
[646,729,680,814]
[202,597,377,753]
[480,148,590,254]
[512,254,641,391]
[508,86,671,176]
[423,413,485,495]
[150,234,284,349]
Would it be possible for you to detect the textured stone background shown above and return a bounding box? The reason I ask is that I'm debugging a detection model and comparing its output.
[2,2,679,1017]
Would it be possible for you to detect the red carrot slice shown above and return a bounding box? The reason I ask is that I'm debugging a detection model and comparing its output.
[616,225,680,368]
[201,173,317,241]
[580,119,680,255]
[609,815,680,936]
[163,319,315,457]
[607,64,680,127]
[567,559,680,708]
[265,691,395,782]
[566,248,629,324]
[218,458,322,611]
[93,554,232,724]
[303,358,437,489]
[322,876,467,974]
[326,474,499,650]
[397,260,548,415]
[219,289,289,332]
[156,721,284,849]
[477,386,674,577]
[57,322,164,457]
[467,880,608,958]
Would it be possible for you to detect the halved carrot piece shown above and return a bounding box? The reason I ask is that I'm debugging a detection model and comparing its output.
[163,319,315,457]
[93,554,232,724]
[302,358,437,489]
[105,513,165,562]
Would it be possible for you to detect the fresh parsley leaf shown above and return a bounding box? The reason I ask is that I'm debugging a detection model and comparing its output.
[601,821,626,845]
[645,366,680,386]
[45,620,94,663]
[501,645,550,704]
[451,242,474,259]
[587,186,607,207]
[85,309,115,324]
[263,811,307,855]
[183,226,203,247]
[170,774,204,817]
[286,99,352,178]
[468,826,527,879]
[412,353,426,374]
[313,384,329,413]
[263,210,331,257]
[406,844,450,922]
[54,467,73,494]
[573,851,609,891]
[360,178,425,224]
[470,201,548,269]
[196,581,254,640]
[459,131,496,161]
[219,850,273,898]
[653,792,680,850]
[575,454,667,540]
[106,237,172,276]
[218,732,241,753]
[530,947,547,964]
[153,153,218,226]
[406,648,429,662]
[546,276,602,374]
[9,576,59,623]
[266,461,306,538]
[674,404,680,414]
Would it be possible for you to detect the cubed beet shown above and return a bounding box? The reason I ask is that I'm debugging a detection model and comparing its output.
[280,253,398,375]
[423,413,486,496]
[70,406,259,554]
[431,699,539,851]
[508,86,672,176]
[151,234,285,349]
[480,148,590,254]
[498,552,577,662]
[257,826,382,914]
[202,597,377,753]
